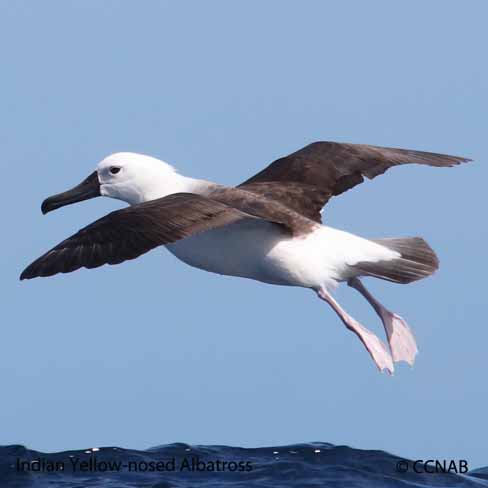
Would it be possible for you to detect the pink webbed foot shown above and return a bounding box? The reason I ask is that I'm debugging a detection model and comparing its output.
[348,277,419,368]
[380,310,418,367]
[346,317,395,375]
[317,287,394,375]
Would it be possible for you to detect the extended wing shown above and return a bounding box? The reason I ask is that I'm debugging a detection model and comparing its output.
[239,141,471,222]
[20,193,259,279]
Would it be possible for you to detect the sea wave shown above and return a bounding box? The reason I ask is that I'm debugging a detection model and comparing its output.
[1,442,487,487]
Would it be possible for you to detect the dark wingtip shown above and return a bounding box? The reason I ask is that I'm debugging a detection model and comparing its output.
[19,267,34,281]
[451,156,473,165]
[20,259,47,280]
[40,199,51,215]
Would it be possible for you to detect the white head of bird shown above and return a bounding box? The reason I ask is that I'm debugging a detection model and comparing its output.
[96,152,192,204]
[41,152,197,214]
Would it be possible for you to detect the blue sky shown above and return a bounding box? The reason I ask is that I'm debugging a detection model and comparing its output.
[1,0,486,469]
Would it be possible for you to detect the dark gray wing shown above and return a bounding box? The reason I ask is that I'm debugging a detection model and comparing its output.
[20,193,261,280]
[239,141,471,222]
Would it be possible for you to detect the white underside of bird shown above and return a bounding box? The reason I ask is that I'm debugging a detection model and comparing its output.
[165,200,415,375]
[166,220,399,290]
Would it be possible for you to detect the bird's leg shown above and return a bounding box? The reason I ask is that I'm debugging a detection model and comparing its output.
[317,287,394,375]
[347,277,418,367]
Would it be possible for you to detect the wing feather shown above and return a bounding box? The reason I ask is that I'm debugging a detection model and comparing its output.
[240,141,471,222]
[20,193,258,279]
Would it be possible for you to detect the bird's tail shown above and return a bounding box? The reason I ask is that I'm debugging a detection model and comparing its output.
[353,237,439,284]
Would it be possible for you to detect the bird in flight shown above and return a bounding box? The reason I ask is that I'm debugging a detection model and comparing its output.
[21,141,471,374]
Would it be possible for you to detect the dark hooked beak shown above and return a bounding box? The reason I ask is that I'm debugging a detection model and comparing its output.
[41,171,101,214]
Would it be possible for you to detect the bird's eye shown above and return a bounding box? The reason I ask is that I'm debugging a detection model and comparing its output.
[109,166,121,175]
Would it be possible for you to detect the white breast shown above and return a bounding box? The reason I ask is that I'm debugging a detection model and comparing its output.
[166,219,290,285]
[166,221,399,290]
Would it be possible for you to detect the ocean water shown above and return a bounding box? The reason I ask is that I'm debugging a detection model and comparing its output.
[1,442,487,488]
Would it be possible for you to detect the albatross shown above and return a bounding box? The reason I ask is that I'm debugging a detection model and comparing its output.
[20,141,471,374]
